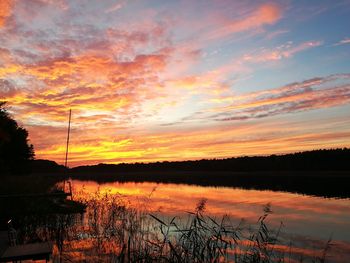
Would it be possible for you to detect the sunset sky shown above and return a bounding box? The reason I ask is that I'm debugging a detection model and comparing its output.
[1,0,350,167]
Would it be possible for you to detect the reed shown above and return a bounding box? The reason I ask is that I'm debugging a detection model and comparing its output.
[13,189,333,262]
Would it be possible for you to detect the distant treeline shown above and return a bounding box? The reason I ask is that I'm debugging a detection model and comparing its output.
[70,148,350,174]
[29,149,350,198]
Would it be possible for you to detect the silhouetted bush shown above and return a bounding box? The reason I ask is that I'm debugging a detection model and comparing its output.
[0,102,34,174]
[29,159,67,174]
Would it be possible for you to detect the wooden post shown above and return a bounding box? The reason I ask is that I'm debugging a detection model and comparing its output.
[68,181,73,200]
[63,109,71,192]
[64,109,72,169]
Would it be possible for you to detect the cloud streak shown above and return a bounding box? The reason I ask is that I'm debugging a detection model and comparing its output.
[177,74,350,122]
[334,37,350,46]
[243,41,322,63]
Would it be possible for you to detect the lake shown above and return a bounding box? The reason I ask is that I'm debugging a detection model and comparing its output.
[67,179,350,262]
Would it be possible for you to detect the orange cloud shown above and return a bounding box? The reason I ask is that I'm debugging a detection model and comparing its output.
[0,0,14,27]
[0,51,169,120]
[27,111,350,167]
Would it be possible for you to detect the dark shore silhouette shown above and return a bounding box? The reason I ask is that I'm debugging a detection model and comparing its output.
[2,102,349,198]
[28,148,350,198]
[70,148,350,173]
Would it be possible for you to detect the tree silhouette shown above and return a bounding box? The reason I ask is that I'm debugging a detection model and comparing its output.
[0,102,34,174]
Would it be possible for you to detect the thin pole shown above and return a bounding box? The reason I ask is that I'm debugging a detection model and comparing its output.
[64,109,72,168]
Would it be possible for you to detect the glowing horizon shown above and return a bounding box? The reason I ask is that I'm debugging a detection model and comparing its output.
[1,0,350,167]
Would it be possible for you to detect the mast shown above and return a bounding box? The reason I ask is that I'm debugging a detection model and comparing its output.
[64,109,72,168]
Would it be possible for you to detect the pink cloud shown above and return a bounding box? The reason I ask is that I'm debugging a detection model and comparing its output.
[334,37,350,46]
[215,75,350,121]
[0,47,13,64]
[206,3,283,41]
[105,2,124,13]
[243,41,322,63]
[173,74,350,123]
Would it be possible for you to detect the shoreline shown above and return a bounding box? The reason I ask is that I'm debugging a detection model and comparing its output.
[68,170,350,199]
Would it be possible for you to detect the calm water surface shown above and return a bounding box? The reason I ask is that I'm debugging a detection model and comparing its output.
[71,179,350,261]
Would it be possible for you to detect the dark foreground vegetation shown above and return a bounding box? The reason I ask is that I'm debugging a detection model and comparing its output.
[1,173,340,262]
[0,174,85,231]
[5,190,337,263]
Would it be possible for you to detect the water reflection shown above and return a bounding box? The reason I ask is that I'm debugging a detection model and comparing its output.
[72,181,350,238]
[70,180,350,261]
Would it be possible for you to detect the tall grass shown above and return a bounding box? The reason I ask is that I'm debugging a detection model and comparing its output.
[13,190,333,262]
